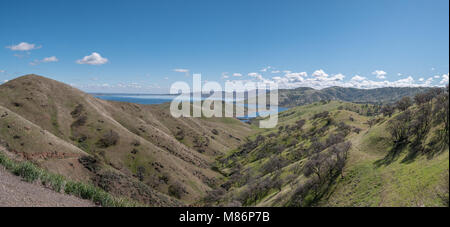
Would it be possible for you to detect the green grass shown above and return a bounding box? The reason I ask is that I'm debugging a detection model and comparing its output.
[0,152,142,207]
[327,147,449,207]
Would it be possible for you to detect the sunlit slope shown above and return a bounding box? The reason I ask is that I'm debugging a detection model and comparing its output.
[214,100,448,207]
[0,74,254,205]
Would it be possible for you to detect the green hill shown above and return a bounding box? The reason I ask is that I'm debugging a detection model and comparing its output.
[210,90,448,207]
[0,74,447,207]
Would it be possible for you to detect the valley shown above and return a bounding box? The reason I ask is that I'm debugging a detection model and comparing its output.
[0,74,448,207]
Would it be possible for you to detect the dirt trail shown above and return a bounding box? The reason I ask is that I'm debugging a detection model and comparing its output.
[0,166,94,207]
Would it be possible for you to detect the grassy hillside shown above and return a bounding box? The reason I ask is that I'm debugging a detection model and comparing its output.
[0,74,254,206]
[210,92,449,207]
[0,74,447,207]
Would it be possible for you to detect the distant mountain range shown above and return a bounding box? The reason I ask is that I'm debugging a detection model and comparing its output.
[277,86,433,107]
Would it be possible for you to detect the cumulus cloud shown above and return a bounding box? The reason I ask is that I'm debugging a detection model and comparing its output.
[372,70,387,79]
[76,52,108,65]
[232,73,242,77]
[285,72,307,82]
[312,69,329,78]
[6,42,41,51]
[333,73,345,81]
[441,73,449,85]
[226,67,446,92]
[351,75,366,81]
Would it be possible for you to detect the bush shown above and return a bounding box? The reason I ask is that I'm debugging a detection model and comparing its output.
[96,130,119,148]
[312,111,329,120]
[12,161,41,182]
[168,182,185,199]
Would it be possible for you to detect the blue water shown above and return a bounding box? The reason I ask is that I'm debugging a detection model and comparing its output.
[94,94,289,121]
[94,95,175,105]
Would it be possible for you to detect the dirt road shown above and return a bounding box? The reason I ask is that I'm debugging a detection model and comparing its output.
[0,166,93,207]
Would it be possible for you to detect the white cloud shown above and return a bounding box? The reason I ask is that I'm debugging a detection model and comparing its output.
[222,72,229,79]
[6,42,41,51]
[285,72,307,82]
[232,73,242,77]
[0,70,4,73]
[351,75,366,81]
[173,68,189,73]
[42,56,58,63]
[76,52,108,65]
[440,73,449,85]
[332,73,345,81]
[31,56,59,65]
[418,78,424,82]
[423,77,434,86]
[164,77,169,80]
[248,72,260,77]
[260,66,272,72]
[397,73,402,76]
[312,69,329,78]
[434,75,441,79]
[271,70,280,74]
[372,70,387,79]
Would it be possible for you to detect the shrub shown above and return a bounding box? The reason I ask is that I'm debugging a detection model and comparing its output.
[96,130,119,148]
[168,182,185,199]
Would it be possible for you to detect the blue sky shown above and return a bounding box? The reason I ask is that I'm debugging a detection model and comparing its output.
[0,0,448,93]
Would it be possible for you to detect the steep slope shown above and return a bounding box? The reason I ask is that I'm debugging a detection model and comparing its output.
[0,74,253,206]
[212,97,448,207]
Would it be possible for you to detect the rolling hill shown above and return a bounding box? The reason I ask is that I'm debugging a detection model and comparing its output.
[211,93,448,207]
[0,74,253,206]
[0,74,447,207]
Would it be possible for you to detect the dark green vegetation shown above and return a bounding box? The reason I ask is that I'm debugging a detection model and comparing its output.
[0,74,448,207]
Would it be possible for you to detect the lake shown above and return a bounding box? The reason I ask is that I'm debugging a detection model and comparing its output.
[94,94,288,120]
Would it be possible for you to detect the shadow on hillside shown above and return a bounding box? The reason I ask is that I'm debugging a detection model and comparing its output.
[403,133,449,164]
[374,142,407,167]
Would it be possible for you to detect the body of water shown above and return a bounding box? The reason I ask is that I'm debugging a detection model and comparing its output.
[94,94,288,121]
